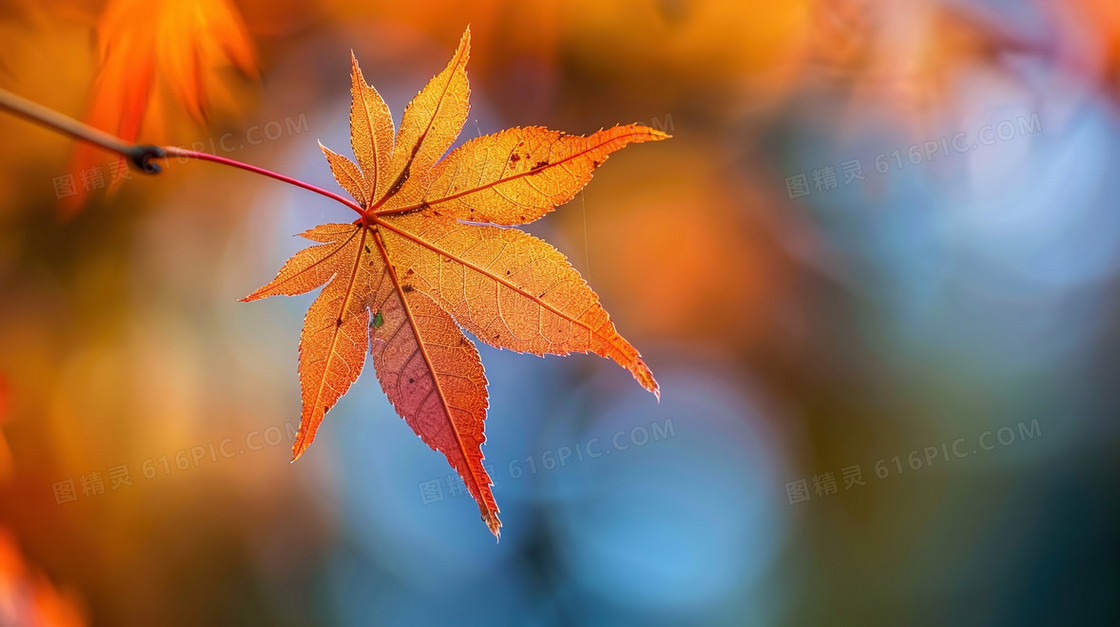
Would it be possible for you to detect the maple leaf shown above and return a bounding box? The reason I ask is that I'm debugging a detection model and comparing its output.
[244,28,666,537]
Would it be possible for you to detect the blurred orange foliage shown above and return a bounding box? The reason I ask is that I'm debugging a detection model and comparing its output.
[1065,0,1120,94]
[0,528,86,627]
[66,0,258,213]
[0,377,8,423]
[0,377,9,481]
[808,0,1041,113]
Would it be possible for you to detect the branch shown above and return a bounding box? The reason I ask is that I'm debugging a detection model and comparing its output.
[0,86,363,216]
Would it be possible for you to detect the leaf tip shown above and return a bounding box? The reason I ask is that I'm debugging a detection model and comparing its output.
[630,357,660,400]
[350,52,367,88]
[291,428,312,462]
[637,126,671,141]
[458,26,472,56]
[484,511,502,540]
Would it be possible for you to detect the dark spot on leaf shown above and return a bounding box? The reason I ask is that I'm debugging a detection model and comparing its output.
[402,284,414,293]
[509,153,521,164]
[387,169,410,196]
[406,268,414,275]
[336,317,343,327]
[408,378,414,384]
[592,159,602,168]
[364,245,372,253]
[531,160,549,171]
[505,270,510,275]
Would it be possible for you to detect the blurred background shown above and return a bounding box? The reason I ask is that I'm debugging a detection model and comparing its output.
[0,0,1118,625]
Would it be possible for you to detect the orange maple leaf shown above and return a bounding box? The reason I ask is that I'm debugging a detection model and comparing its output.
[243,28,665,537]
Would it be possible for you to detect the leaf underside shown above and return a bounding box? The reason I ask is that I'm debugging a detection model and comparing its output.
[245,27,666,538]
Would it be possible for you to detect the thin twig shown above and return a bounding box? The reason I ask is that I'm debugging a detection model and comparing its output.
[162,147,365,216]
[0,86,363,216]
[0,86,133,156]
